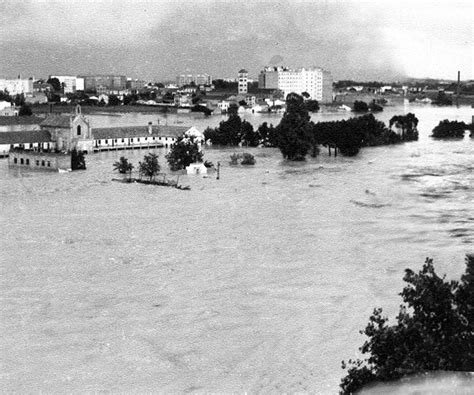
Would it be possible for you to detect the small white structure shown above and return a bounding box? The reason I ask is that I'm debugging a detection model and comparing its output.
[186,162,207,175]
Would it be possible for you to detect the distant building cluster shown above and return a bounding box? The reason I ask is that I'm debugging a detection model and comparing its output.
[258,66,333,103]
[176,73,212,87]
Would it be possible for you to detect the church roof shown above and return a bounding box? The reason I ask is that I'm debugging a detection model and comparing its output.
[40,114,72,128]
[92,125,190,140]
[0,130,53,145]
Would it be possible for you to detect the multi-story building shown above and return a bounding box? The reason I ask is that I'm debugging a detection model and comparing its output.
[176,74,212,87]
[80,75,127,93]
[258,66,333,103]
[50,76,79,94]
[126,78,146,91]
[0,78,33,96]
[238,69,248,94]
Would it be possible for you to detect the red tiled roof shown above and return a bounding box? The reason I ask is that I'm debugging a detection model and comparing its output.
[0,130,53,144]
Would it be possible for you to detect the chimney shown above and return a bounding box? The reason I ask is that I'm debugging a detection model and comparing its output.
[148,121,152,134]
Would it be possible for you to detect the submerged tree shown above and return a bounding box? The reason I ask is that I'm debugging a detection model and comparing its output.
[138,153,160,181]
[340,255,474,394]
[113,156,134,179]
[71,148,86,170]
[275,93,313,160]
[166,135,203,171]
[431,120,467,139]
[389,113,419,141]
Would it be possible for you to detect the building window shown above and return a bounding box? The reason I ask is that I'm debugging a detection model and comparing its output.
[121,138,124,143]
[20,158,24,164]
[145,137,147,141]
[77,125,82,136]
[114,139,117,143]
[41,160,45,166]
[131,138,134,142]
[47,161,51,167]
[14,157,17,164]
[36,160,39,166]
[26,159,30,165]
[105,139,108,144]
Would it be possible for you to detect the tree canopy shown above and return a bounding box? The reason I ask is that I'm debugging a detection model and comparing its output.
[340,255,474,394]
[389,113,419,141]
[431,120,467,139]
[275,93,313,160]
[166,135,203,170]
[113,156,134,178]
[138,153,160,181]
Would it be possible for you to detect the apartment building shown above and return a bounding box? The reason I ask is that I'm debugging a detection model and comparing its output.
[258,66,333,103]
[80,75,127,93]
[176,74,212,87]
[50,75,80,94]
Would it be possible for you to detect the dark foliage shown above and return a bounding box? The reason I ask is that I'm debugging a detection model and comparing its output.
[389,113,419,141]
[18,104,32,116]
[433,91,453,106]
[113,156,134,178]
[305,100,320,112]
[368,100,383,112]
[191,104,212,116]
[166,135,203,171]
[275,93,312,160]
[340,255,474,394]
[47,77,61,92]
[71,148,86,170]
[312,114,400,157]
[241,153,256,165]
[431,120,467,139]
[138,153,160,181]
[257,122,278,147]
[353,101,369,112]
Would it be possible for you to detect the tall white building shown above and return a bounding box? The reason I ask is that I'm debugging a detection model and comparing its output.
[50,76,81,94]
[258,66,333,103]
[0,78,33,96]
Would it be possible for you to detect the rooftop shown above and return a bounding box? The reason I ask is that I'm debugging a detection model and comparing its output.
[0,130,52,145]
[92,125,190,140]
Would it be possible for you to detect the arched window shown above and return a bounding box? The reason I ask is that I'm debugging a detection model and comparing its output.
[77,125,82,136]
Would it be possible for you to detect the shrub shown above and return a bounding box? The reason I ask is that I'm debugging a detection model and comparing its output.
[241,153,256,165]
[431,120,467,138]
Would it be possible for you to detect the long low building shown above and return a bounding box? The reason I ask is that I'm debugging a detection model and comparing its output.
[91,124,198,151]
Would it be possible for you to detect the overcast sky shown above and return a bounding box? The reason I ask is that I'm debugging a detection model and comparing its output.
[0,0,472,81]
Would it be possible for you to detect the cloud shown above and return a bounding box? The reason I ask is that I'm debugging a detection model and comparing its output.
[0,0,471,80]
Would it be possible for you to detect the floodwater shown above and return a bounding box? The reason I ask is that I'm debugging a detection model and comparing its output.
[1,104,473,393]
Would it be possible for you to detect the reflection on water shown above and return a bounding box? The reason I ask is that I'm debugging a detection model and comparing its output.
[0,104,473,392]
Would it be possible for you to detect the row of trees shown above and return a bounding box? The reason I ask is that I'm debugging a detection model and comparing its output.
[113,135,204,178]
[340,254,474,393]
[113,153,160,181]
[204,93,418,160]
[272,93,418,160]
[431,120,472,138]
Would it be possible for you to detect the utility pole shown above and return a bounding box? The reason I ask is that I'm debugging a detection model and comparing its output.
[456,71,460,107]
[216,161,220,180]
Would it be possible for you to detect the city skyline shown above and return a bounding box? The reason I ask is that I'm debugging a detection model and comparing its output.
[0,0,472,82]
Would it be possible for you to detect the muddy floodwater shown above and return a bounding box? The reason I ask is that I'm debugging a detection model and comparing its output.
[1,104,472,393]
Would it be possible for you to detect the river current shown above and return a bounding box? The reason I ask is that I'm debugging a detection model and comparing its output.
[1,104,473,393]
